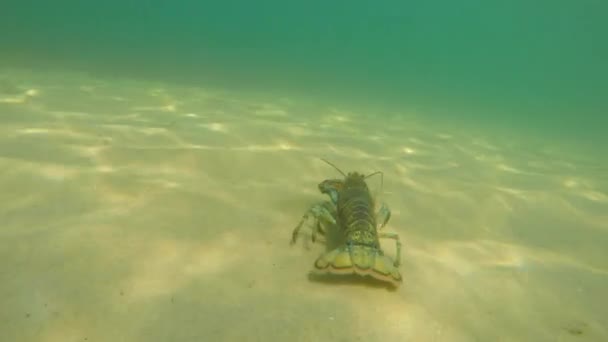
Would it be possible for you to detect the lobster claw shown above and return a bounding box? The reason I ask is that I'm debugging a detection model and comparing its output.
[318,179,344,204]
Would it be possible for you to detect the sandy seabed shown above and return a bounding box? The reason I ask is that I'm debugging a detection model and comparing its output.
[1,67,607,342]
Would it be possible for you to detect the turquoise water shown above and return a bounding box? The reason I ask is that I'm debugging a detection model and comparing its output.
[2,1,607,146]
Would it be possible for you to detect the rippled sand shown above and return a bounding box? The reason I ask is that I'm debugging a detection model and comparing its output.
[1,68,607,341]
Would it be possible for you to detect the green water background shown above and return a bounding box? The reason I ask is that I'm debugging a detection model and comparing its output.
[2,1,606,148]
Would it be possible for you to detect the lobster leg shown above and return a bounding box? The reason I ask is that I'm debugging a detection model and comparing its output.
[375,202,391,229]
[291,201,337,246]
[376,202,400,266]
[378,231,401,267]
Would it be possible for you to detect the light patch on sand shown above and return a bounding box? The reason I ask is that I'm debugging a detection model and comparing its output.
[132,103,178,112]
[0,95,26,103]
[16,127,92,141]
[482,151,505,162]
[148,88,167,96]
[201,122,227,132]
[496,163,523,173]
[235,142,300,152]
[562,177,594,190]
[37,164,79,181]
[149,179,180,189]
[495,186,529,200]
[330,115,350,122]
[25,88,39,97]
[407,241,536,297]
[162,103,177,112]
[99,124,135,133]
[179,143,216,150]
[563,178,579,188]
[472,138,499,151]
[437,133,453,139]
[560,177,607,202]
[17,128,50,134]
[139,127,169,135]
[580,190,608,202]
[325,108,355,122]
[395,163,409,175]
[419,239,608,278]
[402,147,416,155]
[0,88,39,103]
[284,125,313,137]
[73,145,107,158]
[48,110,91,119]
[275,140,298,151]
[96,165,115,173]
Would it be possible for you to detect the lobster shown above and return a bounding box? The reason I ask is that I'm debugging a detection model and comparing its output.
[291,159,402,287]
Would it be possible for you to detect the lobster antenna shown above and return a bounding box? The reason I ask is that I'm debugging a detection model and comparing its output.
[365,171,384,196]
[320,158,346,177]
